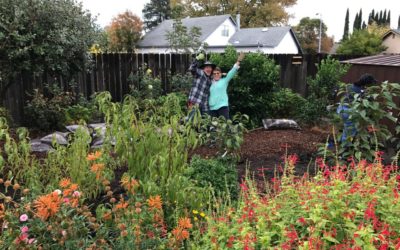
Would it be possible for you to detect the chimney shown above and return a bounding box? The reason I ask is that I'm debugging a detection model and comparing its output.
[236,12,240,31]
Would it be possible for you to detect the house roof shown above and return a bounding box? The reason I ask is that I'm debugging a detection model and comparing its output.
[341,54,400,67]
[382,29,400,39]
[229,27,290,47]
[228,27,303,53]
[138,15,235,48]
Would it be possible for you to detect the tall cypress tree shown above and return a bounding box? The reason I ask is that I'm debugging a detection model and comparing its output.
[368,13,373,25]
[358,9,363,30]
[353,13,359,31]
[362,21,367,29]
[371,9,375,23]
[375,13,379,24]
[343,8,350,41]
[383,10,387,25]
[398,15,400,29]
[379,11,383,25]
[387,10,391,26]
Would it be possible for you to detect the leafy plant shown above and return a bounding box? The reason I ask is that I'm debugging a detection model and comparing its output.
[196,113,248,158]
[170,72,192,93]
[269,88,306,119]
[128,64,163,99]
[331,82,400,162]
[301,56,350,124]
[186,155,239,200]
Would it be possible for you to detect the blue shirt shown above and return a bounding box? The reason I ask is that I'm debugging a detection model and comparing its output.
[209,64,239,110]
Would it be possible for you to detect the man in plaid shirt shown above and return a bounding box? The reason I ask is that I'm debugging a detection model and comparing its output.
[188,55,215,115]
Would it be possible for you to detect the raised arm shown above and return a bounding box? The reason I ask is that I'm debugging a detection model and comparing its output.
[189,53,205,76]
[225,52,245,82]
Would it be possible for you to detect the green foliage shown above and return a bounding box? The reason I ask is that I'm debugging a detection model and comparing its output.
[301,57,349,124]
[294,17,328,54]
[24,87,74,131]
[336,29,387,55]
[128,65,163,99]
[196,114,248,158]
[269,88,306,119]
[186,155,239,200]
[210,46,280,127]
[0,0,98,99]
[170,72,192,93]
[142,0,171,31]
[165,18,202,53]
[0,106,12,126]
[331,82,400,162]
[94,92,210,221]
[24,84,96,131]
[342,8,350,41]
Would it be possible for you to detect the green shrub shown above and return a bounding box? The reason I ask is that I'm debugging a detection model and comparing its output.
[24,86,74,131]
[186,155,238,200]
[269,88,306,119]
[302,56,350,124]
[128,64,163,99]
[170,72,192,93]
[210,46,280,128]
[0,106,12,126]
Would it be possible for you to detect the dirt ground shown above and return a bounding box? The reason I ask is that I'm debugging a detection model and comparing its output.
[191,127,329,182]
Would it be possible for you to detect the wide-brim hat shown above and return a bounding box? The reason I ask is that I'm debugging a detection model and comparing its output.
[200,61,216,69]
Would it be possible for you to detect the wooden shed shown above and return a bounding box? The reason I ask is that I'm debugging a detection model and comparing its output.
[341,54,400,84]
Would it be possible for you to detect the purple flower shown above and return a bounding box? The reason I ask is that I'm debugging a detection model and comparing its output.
[19,214,28,222]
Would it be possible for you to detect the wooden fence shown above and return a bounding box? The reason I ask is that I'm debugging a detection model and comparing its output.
[3,53,358,124]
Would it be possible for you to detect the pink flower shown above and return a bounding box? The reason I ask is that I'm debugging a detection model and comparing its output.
[63,198,70,203]
[21,226,29,233]
[61,230,67,237]
[72,191,81,197]
[19,214,28,222]
[28,238,36,244]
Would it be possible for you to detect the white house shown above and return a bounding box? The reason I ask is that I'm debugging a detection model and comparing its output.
[137,14,302,54]
[382,28,400,54]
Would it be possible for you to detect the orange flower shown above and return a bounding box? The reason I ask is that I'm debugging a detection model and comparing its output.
[102,212,112,221]
[87,151,102,161]
[91,163,105,173]
[59,178,71,188]
[0,203,5,220]
[172,227,190,241]
[120,176,139,193]
[34,192,62,220]
[148,195,162,210]
[178,217,193,229]
[70,184,79,191]
[115,201,128,210]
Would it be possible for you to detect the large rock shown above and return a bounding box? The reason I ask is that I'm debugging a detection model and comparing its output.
[65,125,91,136]
[262,119,301,130]
[40,132,69,145]
[30,139,54,152]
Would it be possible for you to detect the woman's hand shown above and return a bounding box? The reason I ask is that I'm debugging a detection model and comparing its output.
[237,52,245,65]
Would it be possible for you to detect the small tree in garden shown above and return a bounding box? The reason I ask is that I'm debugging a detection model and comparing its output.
[0,0,98,103]
[165,18,202,53]
[106,10,143,52]
[300,56,350,124]
[336,29,386,55]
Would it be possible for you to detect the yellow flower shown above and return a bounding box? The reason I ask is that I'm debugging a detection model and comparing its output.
[192,210,198,214]
[200,212,205,217]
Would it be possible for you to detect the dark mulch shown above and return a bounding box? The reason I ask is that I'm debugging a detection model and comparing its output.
[190,127,329,184]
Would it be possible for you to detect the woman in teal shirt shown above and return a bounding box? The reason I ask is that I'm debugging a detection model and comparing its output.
[209,53,244,119]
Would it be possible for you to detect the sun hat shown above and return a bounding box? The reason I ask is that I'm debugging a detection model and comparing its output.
[200,61,216,69]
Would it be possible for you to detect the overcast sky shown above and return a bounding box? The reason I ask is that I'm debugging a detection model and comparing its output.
[79,0,399,42]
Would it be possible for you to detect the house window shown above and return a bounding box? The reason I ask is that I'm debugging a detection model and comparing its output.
[221,25,229,37]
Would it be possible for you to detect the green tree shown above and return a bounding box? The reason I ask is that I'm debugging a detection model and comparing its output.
[105,10,143,52]
[336,29,386,55]
[176,0,297,28]
[142,0,171,32]
[0,0,98,103]
[342,8,350,41]
[294,17,332,54]
[165,19,202,53]
[398,15,400,28]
